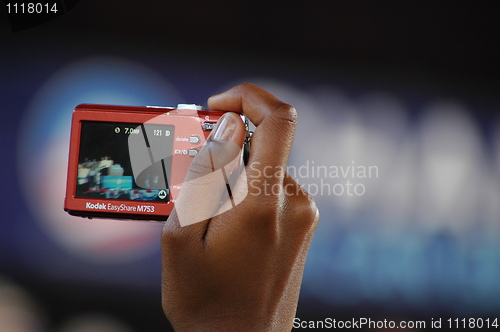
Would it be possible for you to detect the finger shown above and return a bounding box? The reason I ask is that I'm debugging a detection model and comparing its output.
[164,112,246,238]
[281,172,320,234]
[208,83,297,186]
[207,172,318,245]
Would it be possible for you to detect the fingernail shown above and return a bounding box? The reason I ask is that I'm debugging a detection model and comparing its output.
[212,113,237,142]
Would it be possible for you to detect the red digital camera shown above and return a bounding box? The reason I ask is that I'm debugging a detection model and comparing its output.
[64,104,249,221]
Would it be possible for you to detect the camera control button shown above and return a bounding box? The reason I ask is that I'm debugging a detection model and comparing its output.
[189,136,201,144]
[176,104,203,111]
[158,190,168,200]
[202,122,216,131]
[188,149,198,157]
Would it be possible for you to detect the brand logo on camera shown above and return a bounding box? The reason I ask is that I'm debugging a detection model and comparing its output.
[86,202,107,210]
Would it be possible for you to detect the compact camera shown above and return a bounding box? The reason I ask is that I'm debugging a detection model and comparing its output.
[64,104,250,221]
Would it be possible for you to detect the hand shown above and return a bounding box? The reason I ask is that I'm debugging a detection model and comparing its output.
[162,83,319,332]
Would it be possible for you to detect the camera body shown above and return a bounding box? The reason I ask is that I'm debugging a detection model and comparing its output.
[64,103,249,221]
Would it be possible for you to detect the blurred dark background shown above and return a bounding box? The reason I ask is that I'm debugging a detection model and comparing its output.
[1,1,500,331]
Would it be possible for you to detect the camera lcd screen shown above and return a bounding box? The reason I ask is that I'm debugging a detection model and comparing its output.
[76,121,175,202]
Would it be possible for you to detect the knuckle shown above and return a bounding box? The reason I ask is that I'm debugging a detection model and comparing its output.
[271,102,297,126]
[281,174,319,231]
[291,193,320,233]
[162,211,189,243]
[236,82,258,92]
[305,196,320,228]
[162,217,199,248]
[185,150,214,178]
[162,220,184,246]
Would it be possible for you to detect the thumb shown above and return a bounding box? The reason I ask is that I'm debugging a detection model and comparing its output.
[172,112,247,229]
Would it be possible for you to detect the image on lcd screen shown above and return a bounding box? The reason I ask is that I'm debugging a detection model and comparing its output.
[76,121,175,202]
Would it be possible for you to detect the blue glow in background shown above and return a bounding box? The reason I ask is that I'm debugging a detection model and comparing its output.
[11,54,500,315]
[18,56,181,199]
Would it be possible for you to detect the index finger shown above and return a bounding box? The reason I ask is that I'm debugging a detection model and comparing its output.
[208,83,297,184]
